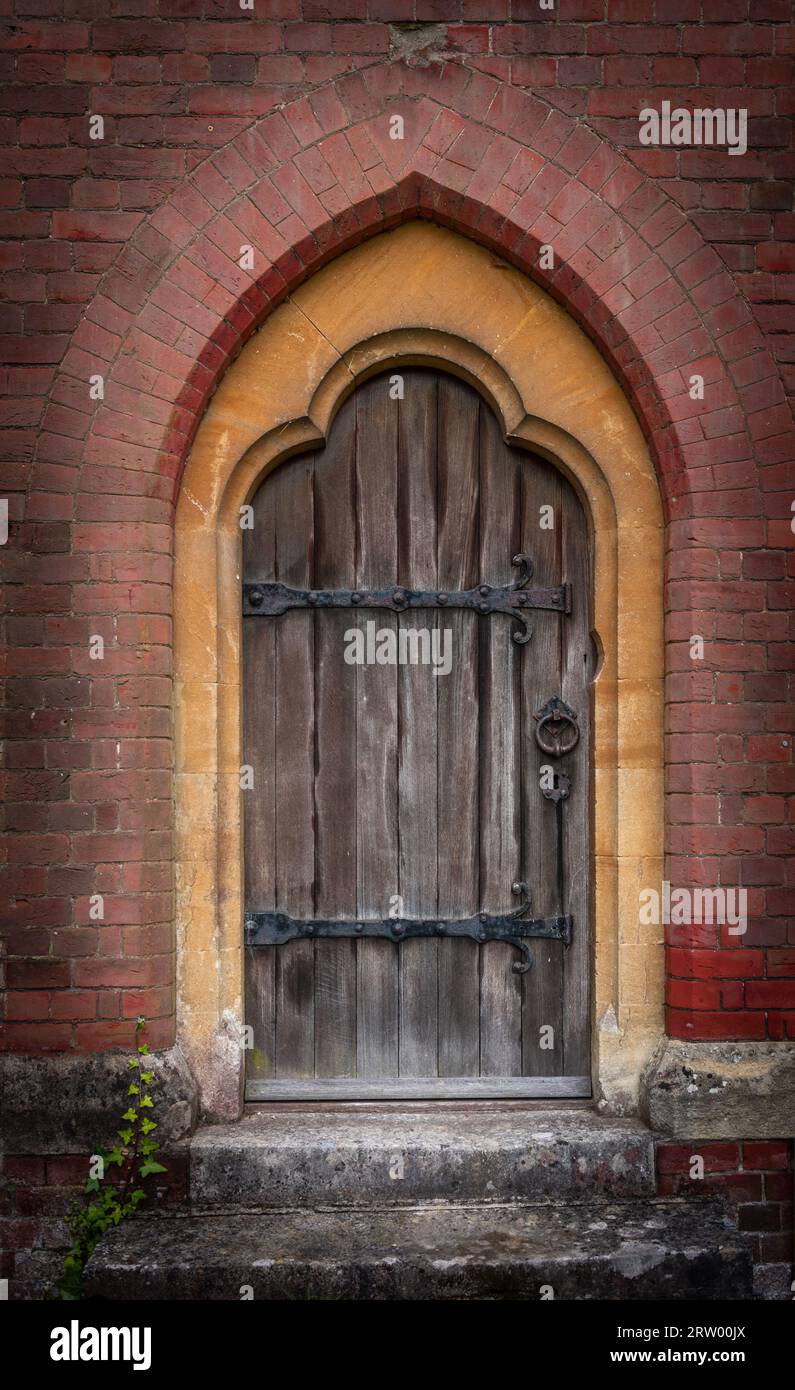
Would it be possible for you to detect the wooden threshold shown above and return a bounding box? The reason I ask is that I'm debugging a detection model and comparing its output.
[245,1076,591,1102]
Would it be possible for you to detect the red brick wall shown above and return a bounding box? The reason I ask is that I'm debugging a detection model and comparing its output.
[2,3,794,1049]
[657,1138,794,1295]
[0,1148,189,1297]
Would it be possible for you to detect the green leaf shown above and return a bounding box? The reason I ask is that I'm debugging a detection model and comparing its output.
[56,1014,160,1302]
[139,1159,168,1178]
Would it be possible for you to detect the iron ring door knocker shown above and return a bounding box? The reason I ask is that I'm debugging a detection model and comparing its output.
[533,696,579,758]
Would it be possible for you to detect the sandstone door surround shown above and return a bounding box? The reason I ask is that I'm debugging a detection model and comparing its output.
[174,222,665,1121]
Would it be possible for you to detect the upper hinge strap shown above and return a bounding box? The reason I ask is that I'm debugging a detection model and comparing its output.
[243,552,571,646]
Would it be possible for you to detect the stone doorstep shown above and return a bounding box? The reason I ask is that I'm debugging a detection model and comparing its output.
[83,1200,753,1301]
[189,1105,658,1208]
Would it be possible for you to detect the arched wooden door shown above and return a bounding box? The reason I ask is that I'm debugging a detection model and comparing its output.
[242,368,593,1099]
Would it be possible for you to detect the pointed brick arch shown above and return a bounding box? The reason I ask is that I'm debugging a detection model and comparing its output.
[24,62,792,1069]
[54,63,789,523]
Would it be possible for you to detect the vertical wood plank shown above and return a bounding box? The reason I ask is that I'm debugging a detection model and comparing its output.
[520,459,565,1077]
[273,458,315,1077]
[397,371,439,1076]
[436,376,481,1077]
[313,395,358,1078]
[478,403,523,1076]
[355,380,399,1077]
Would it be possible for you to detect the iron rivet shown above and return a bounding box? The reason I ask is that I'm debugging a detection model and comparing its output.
[437,592,448,604]
[478,930,486,942]
[351,591,361,604]
[478,601,489,613]
[479,912,487,923]
[249,588,263,607]
[479,584,489,597]
[308,592,317,605]
[393,588,406,605]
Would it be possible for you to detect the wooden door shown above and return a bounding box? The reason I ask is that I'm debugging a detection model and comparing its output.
[242,368,592,1100]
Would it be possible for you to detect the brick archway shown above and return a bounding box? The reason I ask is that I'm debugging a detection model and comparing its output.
[18,64,792,1079]
[60,66,785,514]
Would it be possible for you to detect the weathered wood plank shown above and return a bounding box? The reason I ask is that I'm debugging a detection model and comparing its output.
[436,376,481,1077]
[247,1075,592,1101]
[520,458,565,1077]
[313,395,358,1078]
[273,458,315,1078]
[397,371,439,1077]
[243,942,274,1082]
[478,403,523,1076]
[355,379,399,1077]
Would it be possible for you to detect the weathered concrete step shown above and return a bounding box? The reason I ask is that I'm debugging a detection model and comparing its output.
[84,1200,753,1301]
[190,1105,656,1208]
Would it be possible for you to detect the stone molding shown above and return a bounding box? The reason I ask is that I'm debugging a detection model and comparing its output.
[643,1038,795,1139]
[0,1045,198,1154]
[175,222,664,1119]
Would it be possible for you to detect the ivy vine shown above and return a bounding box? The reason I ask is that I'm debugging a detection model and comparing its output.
[56,1017,168,1299]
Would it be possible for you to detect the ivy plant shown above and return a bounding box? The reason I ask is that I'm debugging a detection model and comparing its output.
[56,1017,168,1300]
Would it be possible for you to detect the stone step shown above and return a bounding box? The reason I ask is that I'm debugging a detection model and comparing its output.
[190,1105,657,1209]
[84,1199,753,1301]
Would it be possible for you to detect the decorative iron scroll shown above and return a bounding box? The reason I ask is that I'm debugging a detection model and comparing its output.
[243,552,571,646]
[245,884,572,976]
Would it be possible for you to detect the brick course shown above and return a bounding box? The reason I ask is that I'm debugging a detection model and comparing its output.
[657,1139,794,1295]
[0,1145,189,1298]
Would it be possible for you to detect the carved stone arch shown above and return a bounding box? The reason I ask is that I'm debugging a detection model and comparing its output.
[175,222,663,1119]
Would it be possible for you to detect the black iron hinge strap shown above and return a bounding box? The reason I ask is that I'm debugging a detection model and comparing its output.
[243,553,571,646]
[245,901,573,976]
